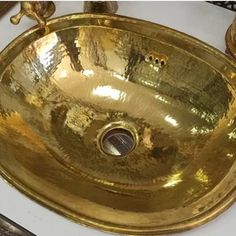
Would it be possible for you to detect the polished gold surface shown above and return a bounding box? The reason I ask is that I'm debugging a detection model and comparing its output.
[10,1,55,28]
[226,16,236,60]
[0,13,236,235]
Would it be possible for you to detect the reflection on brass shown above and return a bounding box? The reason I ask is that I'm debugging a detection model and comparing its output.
[84,1,118,13]
[10,1,55,28]
[0,13,236,235]
[0,2,17,18]
[226,15,236,60]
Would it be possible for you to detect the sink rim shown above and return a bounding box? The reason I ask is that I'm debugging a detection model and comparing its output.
[1,12,235,73]
[0,13,236,235]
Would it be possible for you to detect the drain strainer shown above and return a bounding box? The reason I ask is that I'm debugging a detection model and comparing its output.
[99,124,137,157]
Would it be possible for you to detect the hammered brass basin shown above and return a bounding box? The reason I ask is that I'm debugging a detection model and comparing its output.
[0,14,236,235]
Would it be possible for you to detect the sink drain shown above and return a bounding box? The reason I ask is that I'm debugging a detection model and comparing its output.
[99,125,137,157]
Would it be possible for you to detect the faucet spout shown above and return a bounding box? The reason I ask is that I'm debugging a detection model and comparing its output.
[83,1,118,14]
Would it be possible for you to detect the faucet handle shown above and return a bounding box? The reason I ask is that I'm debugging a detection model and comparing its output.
[10,1,55,28]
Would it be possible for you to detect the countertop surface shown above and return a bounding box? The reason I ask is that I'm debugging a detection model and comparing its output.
[0,1,235,236]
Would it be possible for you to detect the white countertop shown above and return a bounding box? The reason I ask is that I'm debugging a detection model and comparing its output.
[0,2,235,236]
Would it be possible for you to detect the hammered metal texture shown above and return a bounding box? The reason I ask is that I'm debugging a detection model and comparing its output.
[0,14,236,235]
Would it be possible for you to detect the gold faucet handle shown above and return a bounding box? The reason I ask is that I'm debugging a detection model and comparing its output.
[10,1,55,28]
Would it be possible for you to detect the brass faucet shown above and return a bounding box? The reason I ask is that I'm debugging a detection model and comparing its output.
[10,1,55,28]
[84,1,118,13]
[10,1,118,28]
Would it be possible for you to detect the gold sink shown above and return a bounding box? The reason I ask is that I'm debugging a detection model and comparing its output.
[0,12,236,235]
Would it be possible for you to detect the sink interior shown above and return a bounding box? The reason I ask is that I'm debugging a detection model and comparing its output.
[0,14,236,234]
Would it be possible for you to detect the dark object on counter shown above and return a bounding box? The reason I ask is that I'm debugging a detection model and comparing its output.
[208,1,236,11]
[0,2,17,18]
[0,214,35,236]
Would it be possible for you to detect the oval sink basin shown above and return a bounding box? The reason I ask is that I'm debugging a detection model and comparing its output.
[0,14,236,235]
